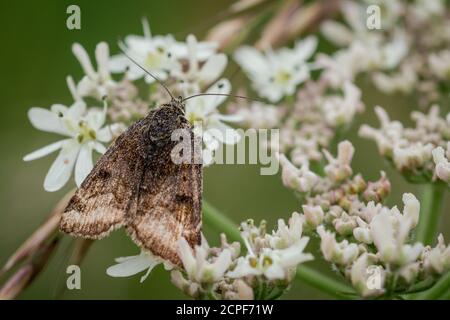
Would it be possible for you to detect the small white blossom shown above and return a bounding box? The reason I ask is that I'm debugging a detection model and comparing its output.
[228,239,312,281]
[370,194,423,265]
[317,225,359,265]
[173,34,227,95]
[177,237,232,283]
[277,153,318,193]
[422,234,450,274]
[24,93,114,191]
[234,37,317,102]
[109,20,180,83]
[432,144,450,183]
[229,213,313,281]
[322,82,363,127]
[350,253,385,298]
[302,205,324,229]
[428,50,450,80]
[323,140,355,183]
[72,42,116,100]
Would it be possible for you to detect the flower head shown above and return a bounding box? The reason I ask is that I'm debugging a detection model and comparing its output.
[234,37,317,102]
[72,42,116,100]
[24,90,115,191]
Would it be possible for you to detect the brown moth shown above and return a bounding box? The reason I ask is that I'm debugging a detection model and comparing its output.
[60,96,202,267]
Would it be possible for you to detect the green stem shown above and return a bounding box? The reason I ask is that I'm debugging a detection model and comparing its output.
[415,183,445,245]
[416,272,450,300]
[202,201,242,244]
[202,200,355,299]
[295,266,355,299]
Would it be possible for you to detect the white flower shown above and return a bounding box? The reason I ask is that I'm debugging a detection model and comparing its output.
[227,238,313,281]
[173,35,227,95]
[234,37,317,102]
[392,141,433,171]
[106,251,168,283]
[277,153,318,193]
[422,234,450,274]
[268,212,306,249]
[358,106,404,156]
[317,225,359,265]
[353,217,373,244]
[185,79,242,165]
[428,50,450,80]
[177,237,232,283]
[23,95,114,191]
[321,1,407,70]
[372,64,417,94]
[323,140,355,183]
[350,253,385,298]
[72,42,116,100]
[109,19,180,83]
[302,205,324,229]
[333,212,358,236]
[432,144,450,183]
[370,194,423,265]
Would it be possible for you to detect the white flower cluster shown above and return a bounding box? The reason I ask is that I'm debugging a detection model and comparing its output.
[279,140,450,298]
[321,0,450,107]
[24,20,242,191]
[232,41,364,166]
[359,105,450,185]
[107,214,313,300]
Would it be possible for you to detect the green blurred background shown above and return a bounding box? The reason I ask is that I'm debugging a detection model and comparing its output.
[0,0,448,299]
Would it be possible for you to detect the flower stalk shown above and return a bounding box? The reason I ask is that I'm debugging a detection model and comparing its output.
[415,183,446,245]
[416,271,450,300]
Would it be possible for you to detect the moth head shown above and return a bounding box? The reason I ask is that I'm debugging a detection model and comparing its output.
[146,103,187,143]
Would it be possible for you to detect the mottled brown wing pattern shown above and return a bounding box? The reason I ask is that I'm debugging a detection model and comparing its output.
[126,126,202,266]
[60,118,149,239]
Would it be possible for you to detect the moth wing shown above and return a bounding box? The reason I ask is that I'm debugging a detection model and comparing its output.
[126,128,202,266]
[60,118,149,239]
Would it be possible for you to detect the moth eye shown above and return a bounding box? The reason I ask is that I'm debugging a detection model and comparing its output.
[167,52,172,58]
[218,83,224,89]
[58,112,64,117]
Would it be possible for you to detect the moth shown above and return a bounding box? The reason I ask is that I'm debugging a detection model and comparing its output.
[60,95,202,266]
[59,53,256,266]
[60,54,203,266]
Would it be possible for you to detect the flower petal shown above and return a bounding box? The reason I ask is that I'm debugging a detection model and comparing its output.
[106,253,158,279]
[234,46,269,76]
[108,54,129,73]
[72,43,96,79]
[95,42,110,79]
[198,53,227,85]
[44,141,80,192]
[23,139,69,161]
[75,144,93,187]
[294,36,317,61]
[28,107,70,136]
[202,79,231,114]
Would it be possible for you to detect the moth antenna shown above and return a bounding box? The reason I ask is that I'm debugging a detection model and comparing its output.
[182,93,265,104]
[119,46,175,101]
